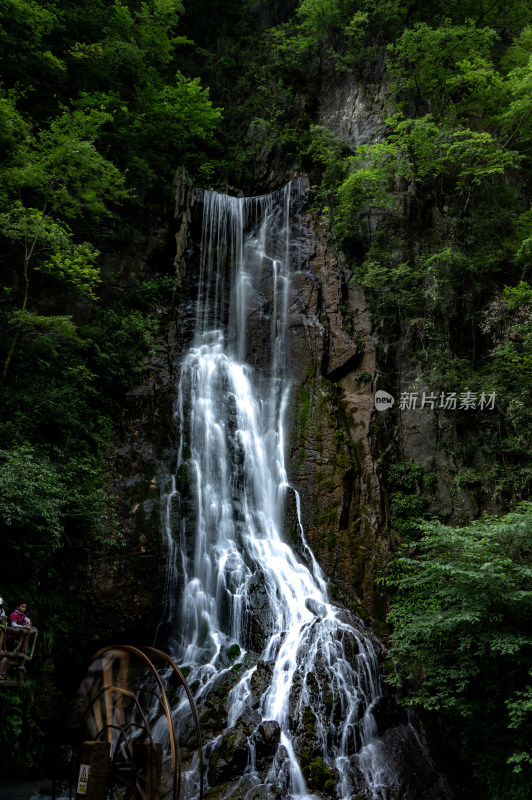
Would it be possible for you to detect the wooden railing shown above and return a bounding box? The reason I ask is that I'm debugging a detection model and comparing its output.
[0,619,39,684]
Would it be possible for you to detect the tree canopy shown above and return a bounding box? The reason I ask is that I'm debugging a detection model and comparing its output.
[382,506,532,797]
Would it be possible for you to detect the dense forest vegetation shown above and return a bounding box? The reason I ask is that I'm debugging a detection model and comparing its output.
[0,1,531,798]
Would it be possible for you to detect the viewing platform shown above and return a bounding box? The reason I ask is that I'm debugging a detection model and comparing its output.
[0,618,38,686]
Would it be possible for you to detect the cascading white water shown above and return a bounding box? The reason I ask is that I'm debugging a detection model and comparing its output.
[161,180,396,799]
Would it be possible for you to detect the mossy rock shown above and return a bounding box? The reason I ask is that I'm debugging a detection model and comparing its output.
[302,756,335,791]
[227,643,241,661]
[302,707,316,737]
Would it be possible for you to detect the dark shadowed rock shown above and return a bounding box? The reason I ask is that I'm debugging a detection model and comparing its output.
[207,706,267,786]
[245,574,273,652]
[244,783,283,800]
[236,707,262,734]
[305,598,327,618]
[204,776,261,800]
[207,726,250,785]
[249,661,275,707]
[253,720,281,773]
[379,723,458,800]
[196,662,255,740]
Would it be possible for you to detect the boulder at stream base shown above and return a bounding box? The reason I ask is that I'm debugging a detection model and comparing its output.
[253,720,281,773]
[207,726,250,784]
[207,709,281,785]
[378,722,459,800]
[204,777,283,800]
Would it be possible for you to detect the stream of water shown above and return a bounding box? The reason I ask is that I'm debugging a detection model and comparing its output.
[160,180,396,799]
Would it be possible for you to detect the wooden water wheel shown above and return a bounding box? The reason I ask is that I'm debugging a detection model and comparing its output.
[72,646,203,800]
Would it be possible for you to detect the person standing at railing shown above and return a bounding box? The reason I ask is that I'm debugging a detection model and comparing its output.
[0,601,31,680]
[0,597,5,656]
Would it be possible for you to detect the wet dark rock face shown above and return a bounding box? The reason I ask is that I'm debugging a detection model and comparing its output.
[99,171,467,799]
[378,722,460,800]
[206,712,281,786]
[207,724,251,785]
[182,656,282,798]
[201,691,459,800]
[198,674,458,800]
[281,210,390,623]
[88,189,194,632]
[98,167,389,636]
[245,575,274,653]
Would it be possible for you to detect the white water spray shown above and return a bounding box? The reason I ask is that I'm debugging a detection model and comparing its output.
[162,180,394,799]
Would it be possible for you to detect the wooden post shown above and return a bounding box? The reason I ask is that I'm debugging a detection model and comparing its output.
[132,743,163,800]
[77,741,111,800]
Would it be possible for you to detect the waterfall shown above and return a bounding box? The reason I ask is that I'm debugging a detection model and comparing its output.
[161,180,396,799]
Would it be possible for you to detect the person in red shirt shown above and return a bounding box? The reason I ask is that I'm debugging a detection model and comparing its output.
[0,602,31,680]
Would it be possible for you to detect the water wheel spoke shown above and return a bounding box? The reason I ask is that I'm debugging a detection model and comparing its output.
[72,645,203,800]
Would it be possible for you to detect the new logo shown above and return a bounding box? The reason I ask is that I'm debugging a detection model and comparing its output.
[374,390,395,411]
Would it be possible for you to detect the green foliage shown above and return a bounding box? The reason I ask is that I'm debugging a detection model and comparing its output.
[387,21,500,115]
[0,667,62,777]
[128,273,174,310]
[504,281,532,308]
[0,0,222,196]
[383,504,532,796]
[0,692,27,773]
[437,129,520,189]
[475,282,532,495]
[0,100,127,216]
[0,0,64,94]
[507,675,532,774]
[0,207,101,299]
[0,444,64,548]
[347,252,428,328]
[387,460,431,538]
[301,125,350,212]
[0,269,167,772]
[497,26,532,158]
[324,22,528,539]
[0,86,132,379]
[59,0,222,187]
[128,74,221,182]
[80,303,158,400]
[5,311,78,341]
[31,107,127,217]
[297,0,343,41]
[334,113,519,252]
[339,141,401,211]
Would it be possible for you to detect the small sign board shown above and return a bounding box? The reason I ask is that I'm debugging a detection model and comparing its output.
[77,763,90,795]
